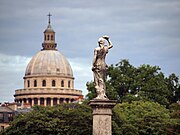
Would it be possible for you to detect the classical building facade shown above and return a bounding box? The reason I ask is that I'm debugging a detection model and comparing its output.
[0,106,15,132]
[14,14,82,107]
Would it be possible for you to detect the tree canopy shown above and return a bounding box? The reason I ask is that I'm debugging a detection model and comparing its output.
[1,102,179,135]
[112,101,178,135]
[87,59,180,106]
[2,104,92,135]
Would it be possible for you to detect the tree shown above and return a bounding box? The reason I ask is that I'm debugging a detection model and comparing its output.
[2,104,92,135]
[108,59,136,99]
[86,81,97,100]
[87,59,180,106]
[86,81,119,101]
[112,101,176,135]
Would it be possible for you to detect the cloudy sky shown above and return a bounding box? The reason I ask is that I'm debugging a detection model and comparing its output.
[0,0,180,103]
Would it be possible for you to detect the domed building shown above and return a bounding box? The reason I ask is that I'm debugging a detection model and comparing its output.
[14,14,82,107]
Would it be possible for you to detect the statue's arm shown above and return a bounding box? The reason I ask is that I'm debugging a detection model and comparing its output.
[92,49,97,68]
[107,38,113,49]
[102,36,113,49]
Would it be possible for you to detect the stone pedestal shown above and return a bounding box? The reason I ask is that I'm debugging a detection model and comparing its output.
[89,99,116,135]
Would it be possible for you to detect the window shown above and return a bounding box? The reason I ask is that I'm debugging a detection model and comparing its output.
[8,113,13,121]
[42,80,46,87]
[27,80,30,87]
[40,98,44,106]
[0,113,3,122]
[34,80,37,87]
[51,35,53,40]
[61,80,64,87]
[44,35,46,40]
[47,35,50,40]
[52,80,56,87]
[68,80,71,88]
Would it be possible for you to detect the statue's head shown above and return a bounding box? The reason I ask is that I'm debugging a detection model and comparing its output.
[98,37,105,46]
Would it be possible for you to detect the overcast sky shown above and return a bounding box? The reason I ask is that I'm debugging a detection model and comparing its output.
[0,0,180,103]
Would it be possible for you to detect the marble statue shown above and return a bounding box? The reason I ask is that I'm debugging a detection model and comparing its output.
[92,36,113,99]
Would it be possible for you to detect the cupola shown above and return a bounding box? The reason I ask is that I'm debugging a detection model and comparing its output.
[42,13,57,50]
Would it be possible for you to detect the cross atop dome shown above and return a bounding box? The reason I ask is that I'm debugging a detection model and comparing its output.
[47,12,52,25]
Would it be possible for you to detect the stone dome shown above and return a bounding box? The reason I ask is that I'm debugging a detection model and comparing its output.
[25,50,73,77]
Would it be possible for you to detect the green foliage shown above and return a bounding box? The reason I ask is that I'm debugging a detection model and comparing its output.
[108,59,136,98]
[112,101,176,135]
[168,103,180,134]
[2,104,92,135]
[86,81,97,100]
[86,80,119,101]
[1,100,179,135]
[121,93,144,103]
[87,59,180,106]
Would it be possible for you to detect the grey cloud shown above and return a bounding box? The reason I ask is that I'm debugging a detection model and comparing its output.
[0,54,29,102]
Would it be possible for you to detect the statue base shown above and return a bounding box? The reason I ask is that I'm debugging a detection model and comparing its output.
[89,99,117,135]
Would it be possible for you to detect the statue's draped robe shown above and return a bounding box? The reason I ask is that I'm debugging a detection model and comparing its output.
[93,46,108,99]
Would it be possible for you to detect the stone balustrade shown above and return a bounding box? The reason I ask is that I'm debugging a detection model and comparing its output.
[15,88,82,96]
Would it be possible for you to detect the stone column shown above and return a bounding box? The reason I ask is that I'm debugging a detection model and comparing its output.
[21,99,24,107]
[38,98,40,106]
[89,99,116,135]
[51,98,53,106]
[44,98,47,107]
[26,99,29,104]
[57,98,60,104]
[32,98,34,106]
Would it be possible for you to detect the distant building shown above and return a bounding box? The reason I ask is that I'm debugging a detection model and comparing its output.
[0,106,14,131]
[14,14,83,107]
[0,102,32,131]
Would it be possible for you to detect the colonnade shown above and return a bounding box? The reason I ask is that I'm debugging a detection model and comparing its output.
[15,97,75,107]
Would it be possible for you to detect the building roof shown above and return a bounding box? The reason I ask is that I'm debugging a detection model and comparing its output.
[16,108,33,114]
[0,106,14,113]
[44,24,55,33]
[25,50,73,77]
[25,13,73,78]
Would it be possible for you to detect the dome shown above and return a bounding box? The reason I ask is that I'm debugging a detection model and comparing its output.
[25,50,73,77]
[14,14,83,108]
